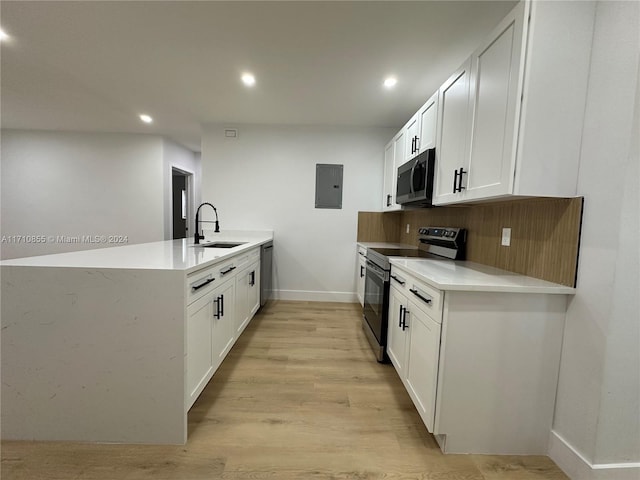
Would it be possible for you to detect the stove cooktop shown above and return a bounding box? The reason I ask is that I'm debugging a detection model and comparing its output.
[369,248,433,258]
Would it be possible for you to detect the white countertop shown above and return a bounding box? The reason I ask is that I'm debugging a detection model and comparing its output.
[390,257,575,295]
[357,242,417,249]
[0,230,273,274]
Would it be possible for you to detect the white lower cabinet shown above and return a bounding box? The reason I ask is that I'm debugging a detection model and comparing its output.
[185,246,262,410]
[387,280,408,376]
[404,300,441,433]
[212,278,236,371]
[235,259,260,337]
[356,246,367,306]
[388,264,567,454]
[388,272,441,432]
[186,276,235,409]
[186,290,215,408]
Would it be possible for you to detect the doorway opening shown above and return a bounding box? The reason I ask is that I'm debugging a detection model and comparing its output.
[171,168,192,239]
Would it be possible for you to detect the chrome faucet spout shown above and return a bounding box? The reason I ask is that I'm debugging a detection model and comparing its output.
[194,203,220,244]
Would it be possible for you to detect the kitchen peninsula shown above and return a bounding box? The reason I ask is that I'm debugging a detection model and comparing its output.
[1,231,273,444]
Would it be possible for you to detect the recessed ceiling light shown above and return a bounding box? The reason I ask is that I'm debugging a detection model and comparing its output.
[383,77,398,89]
[241,73,256,87]
[139,114,153,124]
[0,28,10,42]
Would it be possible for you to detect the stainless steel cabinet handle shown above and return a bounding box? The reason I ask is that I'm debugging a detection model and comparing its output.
[409,288,432,304]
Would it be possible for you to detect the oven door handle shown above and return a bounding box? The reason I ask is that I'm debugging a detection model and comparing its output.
[365,260,387,280]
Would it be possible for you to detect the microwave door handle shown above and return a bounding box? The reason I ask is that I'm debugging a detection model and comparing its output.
[409,158,419,194]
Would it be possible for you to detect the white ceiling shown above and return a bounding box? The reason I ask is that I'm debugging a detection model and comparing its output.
[1,1,517,152]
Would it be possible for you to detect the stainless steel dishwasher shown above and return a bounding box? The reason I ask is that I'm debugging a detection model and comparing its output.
[260,241,273,307]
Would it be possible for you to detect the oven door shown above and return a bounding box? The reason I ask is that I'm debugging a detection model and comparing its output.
[363,259,390,346]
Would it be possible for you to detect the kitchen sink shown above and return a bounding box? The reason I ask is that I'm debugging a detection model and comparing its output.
[196,242,247,249]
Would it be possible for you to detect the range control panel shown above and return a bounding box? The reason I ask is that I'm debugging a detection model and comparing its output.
[418,227,467,260]
[418,227,463,240]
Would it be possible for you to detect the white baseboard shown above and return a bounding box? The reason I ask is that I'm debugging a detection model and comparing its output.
[549,430,640,480]
[271,289,358,303]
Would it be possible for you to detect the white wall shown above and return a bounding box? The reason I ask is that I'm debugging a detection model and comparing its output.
[0,130,165,259]
[550,1,640,478]
[201,124,392,301]
[162,139,201,240]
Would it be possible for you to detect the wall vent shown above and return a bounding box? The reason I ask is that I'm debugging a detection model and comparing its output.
[224,128,238,138]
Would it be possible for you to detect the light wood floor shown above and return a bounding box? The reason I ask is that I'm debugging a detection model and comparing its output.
[2,300,569,479]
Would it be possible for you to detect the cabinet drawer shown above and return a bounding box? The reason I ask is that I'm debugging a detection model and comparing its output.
[187,250,252,305]
[248,246,260,262]
[406,281,442,322]
[357,246,367,257]
[187,265,218,305]
[216,257,242,281]
[390,266,443,322]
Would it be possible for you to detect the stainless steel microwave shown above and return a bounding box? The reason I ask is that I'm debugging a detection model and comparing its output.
[396,148,436,207]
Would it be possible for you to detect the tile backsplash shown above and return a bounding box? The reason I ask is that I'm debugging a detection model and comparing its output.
[357,197,583,287]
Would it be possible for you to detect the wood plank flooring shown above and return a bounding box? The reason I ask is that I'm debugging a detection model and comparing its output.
[1,300,569,479]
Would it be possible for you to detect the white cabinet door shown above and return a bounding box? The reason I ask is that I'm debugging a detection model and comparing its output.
[434,59,472,205]
[418,92,438,153]
[382,132,403,211]
[387,284,409,377]
[356,249,366,306]
[382,140,396,211]
[235,265,250,337]
[405,300,441,433]
[393,128,407,171]
[405,113,420,160]
[246,260,260,320]
[465,2,525,201]
[212,278,235,371]
[186,292,215,409]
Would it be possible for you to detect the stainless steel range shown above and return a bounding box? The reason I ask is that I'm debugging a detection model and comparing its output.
[362,227,467,362]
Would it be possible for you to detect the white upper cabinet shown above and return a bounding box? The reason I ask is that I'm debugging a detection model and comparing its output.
[418,92,438,153]
[406,91,439,161]
[393,128,407,172]
[405,113,420,160]
[464,1,525,201]
[382,139,398,211]
[382,131,404,211]
[434,59,472,205]
[433,0,595,205]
